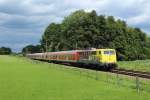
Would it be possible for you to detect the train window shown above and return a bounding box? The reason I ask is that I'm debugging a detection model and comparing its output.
[104,51,109,54]
[110,51,115,54]
[99,51,101,54]
[64,55,66,59]
[68,55,70,59]
[87,52,89,56]
[104,50,115,55]
[92,51,96,55]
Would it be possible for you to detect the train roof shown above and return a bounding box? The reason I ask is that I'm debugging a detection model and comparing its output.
[27,49,115,55]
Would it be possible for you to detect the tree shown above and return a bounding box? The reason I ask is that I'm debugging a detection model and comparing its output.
[22,45,42,55]
[0,47,12,55]
[41,10,150,60]
[41,23,62,51]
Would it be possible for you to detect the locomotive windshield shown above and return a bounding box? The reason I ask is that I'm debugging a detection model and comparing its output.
[104,50,115,55]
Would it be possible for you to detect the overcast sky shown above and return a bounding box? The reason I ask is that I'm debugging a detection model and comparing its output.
[0,0,150,52]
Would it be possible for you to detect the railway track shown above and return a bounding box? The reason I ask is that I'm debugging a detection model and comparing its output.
[54,62,150,79]
[110,68,150,79]
[49,61,150,79]
[34,59,149,79]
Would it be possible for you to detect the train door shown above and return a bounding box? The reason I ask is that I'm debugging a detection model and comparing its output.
[103,50,110,63]
[89,50,99,62]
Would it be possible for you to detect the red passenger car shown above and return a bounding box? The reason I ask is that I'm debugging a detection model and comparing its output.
[27,50,93,63]
[45,51,80,62]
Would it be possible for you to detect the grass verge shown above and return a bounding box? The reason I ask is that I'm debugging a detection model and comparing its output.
[0,55,150,100]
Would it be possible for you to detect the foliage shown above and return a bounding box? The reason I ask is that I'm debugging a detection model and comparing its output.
[41,10,150,60]
[0,47,12,55]
[40,23,62,51]
[22,45,42,55]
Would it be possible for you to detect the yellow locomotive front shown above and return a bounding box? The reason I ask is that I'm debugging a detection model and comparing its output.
[89,49,117,68]
[100,49,117,64]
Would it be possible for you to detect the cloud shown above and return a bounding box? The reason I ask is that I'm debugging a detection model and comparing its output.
[0,26,41,52]
[0,0,150,52]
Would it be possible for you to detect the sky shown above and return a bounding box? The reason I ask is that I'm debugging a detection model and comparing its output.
[0,0,150,52]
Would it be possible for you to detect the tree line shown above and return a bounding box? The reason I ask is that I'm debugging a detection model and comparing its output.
[0,47,12,55]
[22,10,150,61]
[22,45,42,55]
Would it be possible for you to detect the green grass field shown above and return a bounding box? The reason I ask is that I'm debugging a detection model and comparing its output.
[118,60,150,72]
[0,55,150,100]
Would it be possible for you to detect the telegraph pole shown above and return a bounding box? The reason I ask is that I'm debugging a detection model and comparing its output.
[46,40,48,52]
[45,40,48,60]
[76,42,78,50]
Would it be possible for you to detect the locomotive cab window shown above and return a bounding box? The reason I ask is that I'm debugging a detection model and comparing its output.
[104,50,115,55]
[104,51,109,54]
[109,51,115,55]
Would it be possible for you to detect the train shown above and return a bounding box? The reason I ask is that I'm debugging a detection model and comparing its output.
[26,49,117,70]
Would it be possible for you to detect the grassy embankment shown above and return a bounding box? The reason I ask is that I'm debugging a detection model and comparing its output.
[118,60,150,72]
[0,55,150,100]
